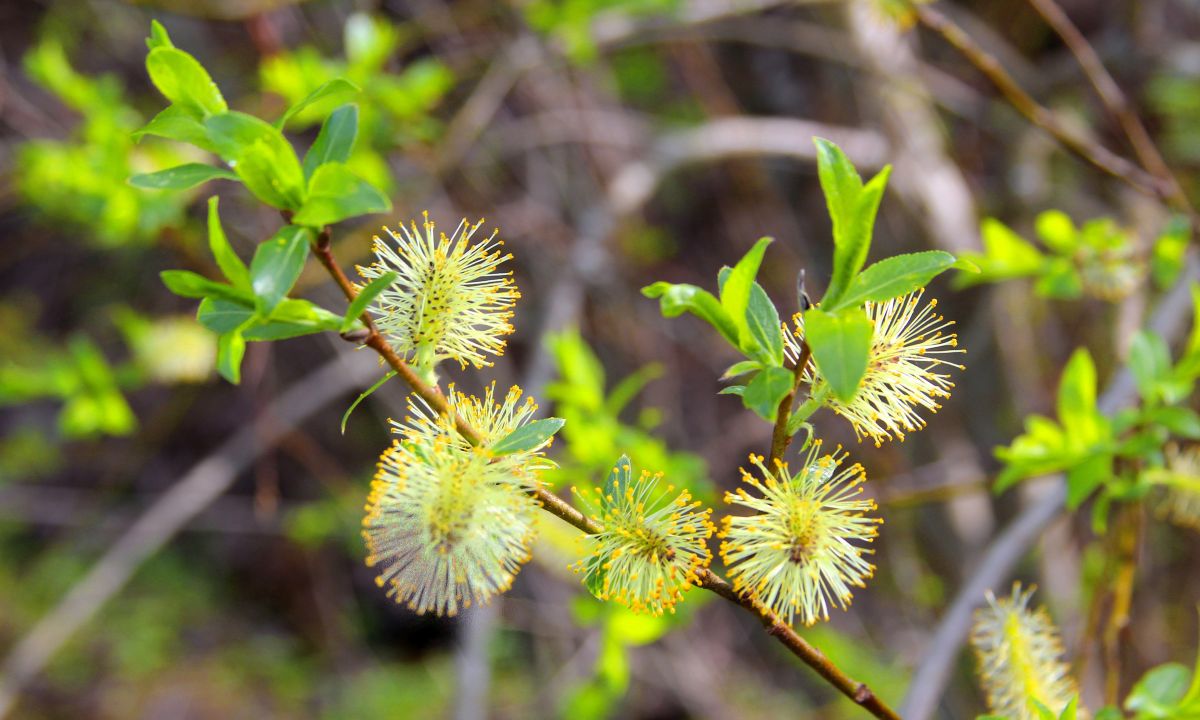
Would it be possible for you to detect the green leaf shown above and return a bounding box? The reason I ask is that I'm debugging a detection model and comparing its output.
[1165,406,1200,439]
[207,197,250,290]
[642,282,740,348]
[341,371,397,434]
[602,455,633,512]
[719,236,772,346]
[955,218,1045,288]
[1152,218,1190,290]
[1130,330,1173,404]
[303,104,358,180]
[145,46,227,119]
[1127,663,1191,717]
[132,105,217,153]
[604,363,663,417]
[341,271,396,332]
[814,137,891,306]
[160,270,250,303]
[147,20,174,50]
[276,78,360,128]
[292,162,391,226]
[804,307,873,402]
[831,250,956,310]
[205,111,306,209]
[745,282,784,366]
[721,360,762,380]
[129,163,238,190]
[1066,452,1112,508]
[742,366,793,422]
[1035,209,1078,255]
[492,418,566,455]
[1058,348,1101,446]
[217,329,246,384]
[718,385,746,396]
[249,225,313,315]
[1035,257,1084,299]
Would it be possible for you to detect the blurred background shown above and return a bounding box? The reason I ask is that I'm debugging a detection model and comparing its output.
[1,0,1198,717]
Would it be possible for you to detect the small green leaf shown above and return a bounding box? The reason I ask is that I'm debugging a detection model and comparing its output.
[207,197,250,290]
[129,163,238,190]
[721,360,762,380]
[492,418,566,455]
[1130,330,1173,405]
[200,297,342,340]
[642,282,739,348]
[205,111,306,210]
[1066,452,1112,508]
[1152,407,1200,440]
[276,78,360,128]
[146,46,227,119]
[341,271,396,332]
[1126,663,1191,717]
[745,282,784,366]
[602,455,633,511]
[132,105,217,153]
[1152,218,1190,290]
[955,219,1045,288]
[160,270,250,303]
[719,236,772,346]
[804,307,873,401]
[742,366,793,422]
[147,20,174,50]
[1057,349,1101,444]
[217,328,246,384]
[1035,209,1078,255]
[831,250,956,310]
[293,162,391,226]
[249,225,313,315]
[718,385,746,396]
[341,371,397,434]
[303,104,358,179]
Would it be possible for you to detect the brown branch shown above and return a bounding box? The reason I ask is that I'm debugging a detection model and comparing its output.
[913,3,1176,207]
[314,227,899,719]
[768,340,811,467]
[1024,0,1192,214]
[1103,501,1142,706]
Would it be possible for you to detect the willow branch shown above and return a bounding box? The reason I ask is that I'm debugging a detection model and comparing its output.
[768,340,811,467]
[315,228,900,719]
[913,3,1175,207]
[1024,0,1191,213]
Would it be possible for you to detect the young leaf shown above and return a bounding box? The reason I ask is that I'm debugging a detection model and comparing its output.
[804,307,873,401]
[341,271,397,332]
[955,218,1045,288]
[217,328,246,384]
[742,366,793,422]
[1057,348,1102,446]
[145,46,227,119]
[129,163,238,190]
[814,137,892,306]
[292,162,391,227]
[205,111,306,209]
[492,418,566,455]
[249,225,313,315]
[1129,330,1173,405]
[602,455,633,512]
[642,282,740,348]
[207,197,250,290]
[303,104,358,180]
[1066,452,1112,508]
[1148,406,1200,439]
[340,370,397,434]
[830,251,956,310]
[147,19,174,50]
[132,105,217,153]
[745,282,784,366]
[721,360,762,380]
[276,78,360,128]
[160,270,250,303]
[719,236,772,344]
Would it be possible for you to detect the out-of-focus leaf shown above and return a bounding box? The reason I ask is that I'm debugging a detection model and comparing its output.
[129,163,238,190]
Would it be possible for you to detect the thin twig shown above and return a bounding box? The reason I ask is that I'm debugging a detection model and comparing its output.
[913,3,1175,207]
[1024,0,1192,213]
[316,228,901,719]
[768,340,811,467]
[1102,501,1142,705]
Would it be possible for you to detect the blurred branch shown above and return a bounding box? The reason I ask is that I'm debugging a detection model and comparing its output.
[1025,0,1186,206]
[900,253,1200,720]
[0,352,380,718]
[608,117,889,216]
[913,2,1182,211]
